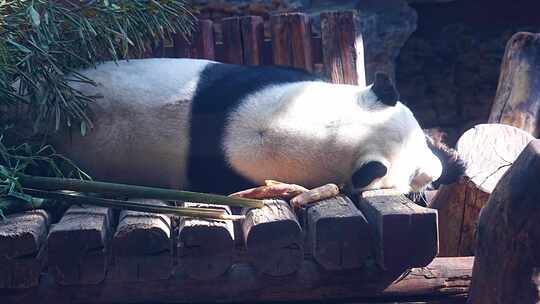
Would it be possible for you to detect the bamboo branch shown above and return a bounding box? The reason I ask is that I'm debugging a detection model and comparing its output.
[24,188,245,221]
[17,174,264,208]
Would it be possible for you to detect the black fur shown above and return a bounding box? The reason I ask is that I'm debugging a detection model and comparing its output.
[189,63,323,194]
[425,130,466,188]
[351,161,388,189]
[372,72,399,107]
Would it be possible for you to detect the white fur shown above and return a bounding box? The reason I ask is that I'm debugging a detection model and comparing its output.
[53,58,441,193]
[54,58,214,188]
[224,82,442,192]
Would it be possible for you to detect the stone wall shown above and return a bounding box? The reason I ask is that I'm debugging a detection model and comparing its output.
[396,0,540,144]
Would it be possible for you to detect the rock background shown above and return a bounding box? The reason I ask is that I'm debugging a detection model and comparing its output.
[192,0,540,143]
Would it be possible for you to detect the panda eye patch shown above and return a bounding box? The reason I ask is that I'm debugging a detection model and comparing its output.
[351,161,388,188]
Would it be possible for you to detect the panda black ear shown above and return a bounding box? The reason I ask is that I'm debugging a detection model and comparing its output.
[372,72,399,107]
[351,161,388,189]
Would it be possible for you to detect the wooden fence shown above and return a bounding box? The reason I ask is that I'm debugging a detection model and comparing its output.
[150,11,366,87]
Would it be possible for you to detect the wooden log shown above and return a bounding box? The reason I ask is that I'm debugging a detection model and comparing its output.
[358,193,438,271]
[173,20,215,60]
[320,11,366,86]
[108,199,173,282]
[47,205,112,285]
[222,16,264,65]
[240,16,264,65]
[488,32,540,137]
[0,257,474,303]
[468,139,540,304]
[0,209,49,289]
[270,13,313,71]
[431,123,534,256]
[242,199,303,276]
[303,195,371,271]
[177,203,234,280]
[221,17,243,64]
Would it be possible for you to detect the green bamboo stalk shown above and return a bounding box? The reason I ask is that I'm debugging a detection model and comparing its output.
[24,189,245,221]
[17,174,264,208]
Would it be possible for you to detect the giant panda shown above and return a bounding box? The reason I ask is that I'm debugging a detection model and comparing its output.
[52,58,456,196]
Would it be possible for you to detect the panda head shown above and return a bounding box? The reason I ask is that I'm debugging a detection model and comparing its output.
[347,72,453,194]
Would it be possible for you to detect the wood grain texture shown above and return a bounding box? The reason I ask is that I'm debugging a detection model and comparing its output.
[173,20,215,60]
[270,13,313,71]
[0,209,49,289]
[109,199,173,282]
[221,17,243,64]
[468,139,540,304]
[242,200,302,276]
[304,195,371,270]
[47,205,112,285]
[488,32,540,137]
[178,203,234,280]
[431,123,534,256]
[358,195,438,271]
[320,11,365,86]
[240,16,264,65]
[0,209,49,259]
[0,257,473,304]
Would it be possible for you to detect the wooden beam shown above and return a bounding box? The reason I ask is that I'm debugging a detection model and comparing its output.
[47,205,112,285]
[0,257,473,303]
[108,199,173,282]
[270,13,313,71]
[320,11,366,86]
[222,16,264,65]
[358,194,438,271]
[221,17,243,64]
[240,16,264,65]
[0,209,49,289]
[242,200,302,276]
[468,139,540,304]
[303,195,371,270]
[431,123,533,256]
[488,32,540,137]
[173,20,215,60]
[177,203,234,280]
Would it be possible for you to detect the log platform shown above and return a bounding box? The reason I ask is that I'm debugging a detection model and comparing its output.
[0,192,473,303]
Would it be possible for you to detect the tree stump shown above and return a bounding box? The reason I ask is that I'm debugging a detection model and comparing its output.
[488,32,540,137]
[468,139,540,304]
[431,123,534,256]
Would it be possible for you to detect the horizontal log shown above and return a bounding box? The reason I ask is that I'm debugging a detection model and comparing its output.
[108,199,173,282]
[358,194,438,271]
[242,200,303,276]
[177,203,234,280]
[0,209,49,289]
[0,257,473,303]
[47,205,113,285]
[303,195,372,270]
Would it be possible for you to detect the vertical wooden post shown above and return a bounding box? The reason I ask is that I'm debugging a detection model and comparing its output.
[270,13,313,71]
[320,11,366,86]
[222,16,264,65]
[173,20,215,60]
[240,16,264,65]
[488,32,540,137]
[222,17,245,64]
